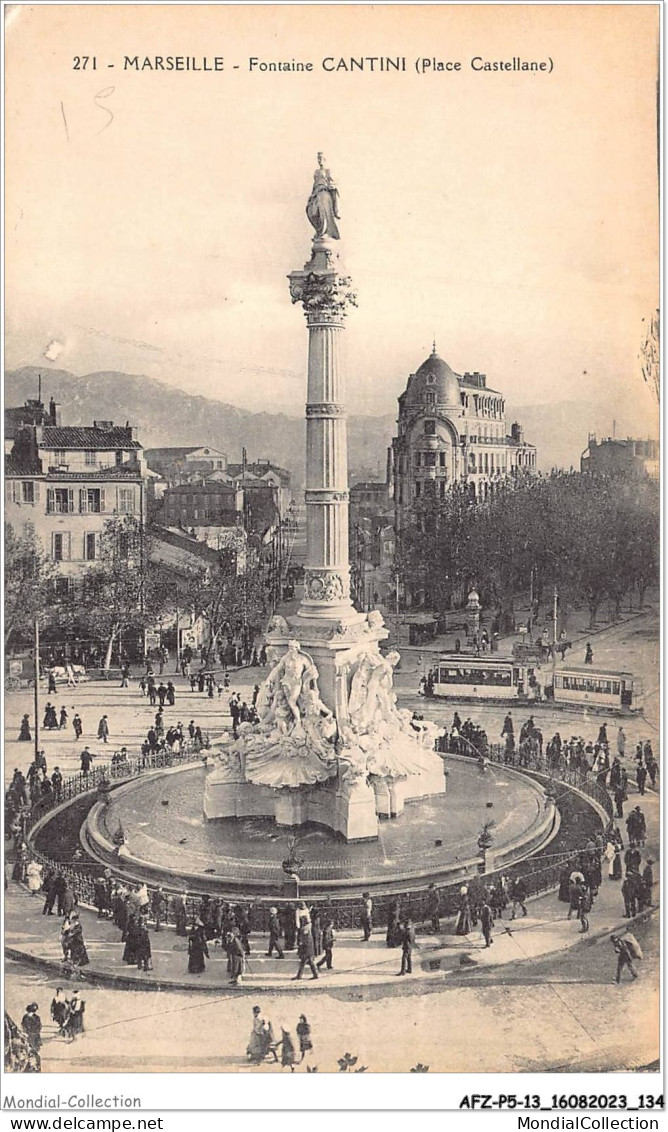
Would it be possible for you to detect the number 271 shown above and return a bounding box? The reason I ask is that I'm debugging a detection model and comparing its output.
[73,57,97,70]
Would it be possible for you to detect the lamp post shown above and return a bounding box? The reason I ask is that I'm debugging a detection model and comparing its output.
[33,618,40,760]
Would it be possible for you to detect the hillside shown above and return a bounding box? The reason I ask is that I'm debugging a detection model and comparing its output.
[5,366,648,484]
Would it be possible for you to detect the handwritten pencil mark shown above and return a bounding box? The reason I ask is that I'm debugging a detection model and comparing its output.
[94,86,115,134]
[60,100,70,143]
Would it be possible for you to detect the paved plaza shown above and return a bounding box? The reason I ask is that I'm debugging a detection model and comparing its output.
[3,601,660,1073]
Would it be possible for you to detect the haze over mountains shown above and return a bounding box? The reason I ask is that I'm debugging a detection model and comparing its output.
[5,367,656,487]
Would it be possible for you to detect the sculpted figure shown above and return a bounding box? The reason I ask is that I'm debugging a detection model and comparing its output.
[348,648,402,733]
[306,153,341,240]
[266,640,317,726]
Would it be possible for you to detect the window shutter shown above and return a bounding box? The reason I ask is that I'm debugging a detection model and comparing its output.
[100,488,106,513]
[33,482,40,503]
[83,533,88,560]
[68,488,75,513]
[65,533,72,561]
[79,488,87,514]
[47,488,55,513]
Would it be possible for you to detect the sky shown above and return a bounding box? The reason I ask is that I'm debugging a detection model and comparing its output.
[5,4,659,432]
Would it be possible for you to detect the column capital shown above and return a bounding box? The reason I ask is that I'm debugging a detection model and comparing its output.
[288,267,357,321]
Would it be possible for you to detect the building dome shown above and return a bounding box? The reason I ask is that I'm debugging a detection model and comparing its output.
[405,347,462,410]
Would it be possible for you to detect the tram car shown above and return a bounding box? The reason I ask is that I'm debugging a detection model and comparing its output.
[432,656,530,700]
[550,666,643,712]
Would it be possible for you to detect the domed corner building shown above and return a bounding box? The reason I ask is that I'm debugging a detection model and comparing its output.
[389,344,537,538]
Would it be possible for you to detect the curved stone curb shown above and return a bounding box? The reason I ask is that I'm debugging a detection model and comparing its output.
[6,907,656,998]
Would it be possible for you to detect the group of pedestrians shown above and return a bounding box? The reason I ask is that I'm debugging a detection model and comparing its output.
[20,989,85,1055]
[246,1005,312,1070]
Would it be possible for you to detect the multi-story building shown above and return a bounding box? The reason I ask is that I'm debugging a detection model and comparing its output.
[5,402,147,588]
[581,435,659,481]
[390,347,537,533]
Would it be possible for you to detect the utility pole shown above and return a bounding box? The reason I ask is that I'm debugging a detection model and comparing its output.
[33,618,40,759]
[552,584,558,644]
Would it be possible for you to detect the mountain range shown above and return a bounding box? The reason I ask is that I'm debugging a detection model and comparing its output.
[5,366,653,487]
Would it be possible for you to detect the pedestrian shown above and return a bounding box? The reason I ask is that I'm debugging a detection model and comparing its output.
[281,904,296,951]
[426,883,441,933]
[173,892,188,937]
[67,912,89,972]
[48,671,57,694]
[166,681,176,706]
[277,1027,297,1072]
[455,886,473,935]
[227,929,245,985]
[152,886,167,932]
[50,988,69,1036]
[139,676,147,696]
[59,705,68,730]
[80,747,94,775]
[43,702,58,729]
[510,878,528,919]
[386,899,402,947]
[584,643,593,665]
[64,990,85,1040]
[640,859,654,910]
[577,885,591,933]
[311,908,323,957]
[187,918,209,974]
[398,919,416,975]
[611,933,639,983]
[360,892,373,941]
[636,762,647,796]
[42,869,57,916]
[246,1006,272,1063]
[97,716,109,744]
[26,859,43,897]
[293,924,319,980]
[296,1014,313,1062]
[21,1004,42,1053]
[617,727,626,758]
[621,873,638,919]
[18,714,32,742]
[135,915,153,972]
[120,662,130,688]
[480,900,494,947]
[266,906,284,958]
[72,712,83,740]
[613,783,626,819]
[316,918,335,970]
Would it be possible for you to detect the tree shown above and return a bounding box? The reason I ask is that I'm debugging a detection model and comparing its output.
[4,522,56,648]
[179,549,268,665]
[395,468,659,630]
[78,516,176,669]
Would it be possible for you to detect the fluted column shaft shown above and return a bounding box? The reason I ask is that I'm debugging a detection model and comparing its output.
[288,245,357,618]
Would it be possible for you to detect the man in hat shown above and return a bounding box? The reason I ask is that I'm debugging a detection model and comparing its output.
[398,919,416,975]
[293,924,318,980]
[360,892,373,941]
[266,907,284,958]
[611,934,638,984]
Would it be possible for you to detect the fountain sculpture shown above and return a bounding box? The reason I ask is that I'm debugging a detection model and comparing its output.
[204,156,447,840]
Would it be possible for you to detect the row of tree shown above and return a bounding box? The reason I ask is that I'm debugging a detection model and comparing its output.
[396,469,659,629]
[5,516,267,668]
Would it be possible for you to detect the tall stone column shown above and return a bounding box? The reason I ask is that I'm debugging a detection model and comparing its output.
[289,238,357,620]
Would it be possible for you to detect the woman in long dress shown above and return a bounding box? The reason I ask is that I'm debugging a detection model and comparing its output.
[187,919,209,974]
[68,915,90,970]
[50,989,69,1036]
[246,1006,271,1063]
[26,860,43,896]
[455,887,473,936]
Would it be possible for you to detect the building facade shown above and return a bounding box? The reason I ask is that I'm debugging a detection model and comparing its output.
[390,347,537,533]
[5,404,148,588]
[581,436,659,480]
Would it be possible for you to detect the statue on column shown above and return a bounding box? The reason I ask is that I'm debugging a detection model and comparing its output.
[306,153,341,240]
